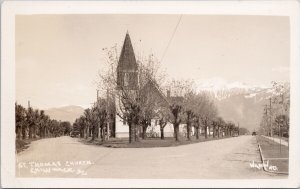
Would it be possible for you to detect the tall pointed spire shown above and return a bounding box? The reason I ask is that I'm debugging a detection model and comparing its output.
[117,32,138,71]
[116,33,138,90]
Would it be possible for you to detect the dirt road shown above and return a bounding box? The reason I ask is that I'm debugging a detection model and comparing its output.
[16,135,284,178]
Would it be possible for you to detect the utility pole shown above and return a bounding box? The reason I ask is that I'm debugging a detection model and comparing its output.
[106,89,110,140]
[269,97,274,140]
[96,89,101,139]
[263,104,268,136]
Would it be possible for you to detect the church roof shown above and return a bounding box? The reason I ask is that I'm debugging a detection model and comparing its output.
[141,78,170,107]
[117,33,138,71]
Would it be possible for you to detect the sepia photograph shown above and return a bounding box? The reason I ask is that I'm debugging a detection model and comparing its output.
[1,1,300,188]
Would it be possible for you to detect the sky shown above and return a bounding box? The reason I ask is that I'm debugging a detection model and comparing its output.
[16,15,290,109]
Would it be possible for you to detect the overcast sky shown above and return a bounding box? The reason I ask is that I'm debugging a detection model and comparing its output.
[16,15,290,109]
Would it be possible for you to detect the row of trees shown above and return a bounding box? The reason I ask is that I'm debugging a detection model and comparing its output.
[72,97,115,141]
[91,46,240,143]
[259,81,290,137]
[72,84,240,143]
[166,83,240,141]
[15,103,72,140]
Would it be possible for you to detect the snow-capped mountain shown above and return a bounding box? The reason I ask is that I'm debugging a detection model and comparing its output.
[195,79,271,101]
[195,80,289,131]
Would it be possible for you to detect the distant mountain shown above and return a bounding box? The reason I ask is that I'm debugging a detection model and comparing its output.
[45,105,84,124]
[197,82,289,132]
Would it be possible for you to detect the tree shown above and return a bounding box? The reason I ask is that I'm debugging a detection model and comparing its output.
[212,118,218,138]
[169,103,183,141]
[271,81,290,137]
[83,108,92,139]
[226,122,236,136]
[158,107,170,140]
[76,116,86,138]
[183,91,198,140]
[15,102,65,141]
[167,79,195,141]
[216,117,226,138]
[192,93,209,140]
[38,110,50,138]
[259,81,290,137]
[32,110,40,138]
[97,44,166,143]
[43,115,50,138]
[93,99,108,141]
[15,103,26,140]
[60,121,72,135]
[89,107,99,141]
[26,107,36,139]
[72,118,81,135]
[239,127,250,135]
[139,79,168,139]
[199,94,218,139]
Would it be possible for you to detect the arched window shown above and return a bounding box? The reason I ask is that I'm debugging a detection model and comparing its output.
[124,72,129,86]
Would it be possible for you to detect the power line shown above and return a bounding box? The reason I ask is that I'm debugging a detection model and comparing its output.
[160,14,183,64]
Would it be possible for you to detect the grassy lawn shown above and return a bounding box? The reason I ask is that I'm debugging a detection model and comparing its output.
[272,135,289,143]
[16,137,56,153]
[79,135,234,148]
[256,135,289,173]
[15,138,38,153]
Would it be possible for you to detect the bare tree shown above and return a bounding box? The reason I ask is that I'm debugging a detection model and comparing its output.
[183,90,198,140]
[200,97,218,139]
[97,43,166,143]
[167,79,193,141]
[158,107,170,140]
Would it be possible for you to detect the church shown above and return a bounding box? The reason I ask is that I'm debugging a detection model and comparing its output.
[113,32,183,138]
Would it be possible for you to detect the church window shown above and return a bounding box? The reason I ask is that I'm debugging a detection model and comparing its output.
[124,72,129,86]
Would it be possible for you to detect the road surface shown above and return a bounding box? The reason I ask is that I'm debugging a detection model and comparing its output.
[16,135,284,178]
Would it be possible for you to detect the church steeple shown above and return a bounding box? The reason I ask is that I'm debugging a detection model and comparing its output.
[117,33,138,90]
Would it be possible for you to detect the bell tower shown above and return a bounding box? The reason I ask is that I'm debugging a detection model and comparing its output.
[116,32,138,90]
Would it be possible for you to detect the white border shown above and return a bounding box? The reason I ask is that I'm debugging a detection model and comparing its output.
[1,1,300,188]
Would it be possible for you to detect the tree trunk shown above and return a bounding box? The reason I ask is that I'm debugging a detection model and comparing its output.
[142,126,147,139]
[205,125,208,139]
[39,127,43,138]
[101,127,104,142]
[85,126,88,139]
[17,127,22,140]
[97,126,100,138]
[80,128,83,138]
[187,122,191,140]
[92,125,95,141]
[22,126,26,140]
[44,128,47,138]
[218,126,220,138]
[129,124,132,143]
[129,123,136,143]
[28,126,32,139]
[33,126,36,138]
[195,126,199,139]
[135,125,139,142]
[174,124,179,141]
[160,126,164,140]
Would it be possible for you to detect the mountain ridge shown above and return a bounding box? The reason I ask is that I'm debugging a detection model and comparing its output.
[44,105,85,124]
